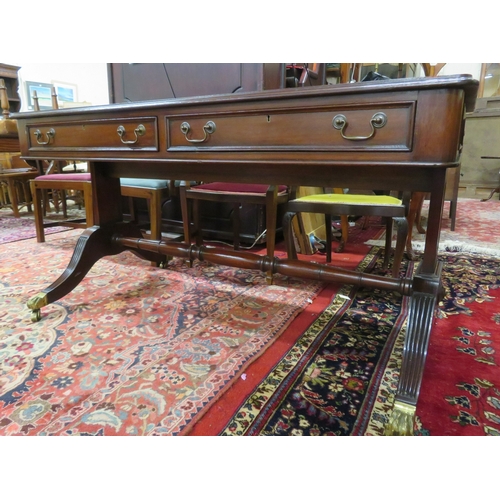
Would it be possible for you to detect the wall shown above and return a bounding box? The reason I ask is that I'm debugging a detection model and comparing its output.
[437,63,482,80]
[4,63,109,110]
[4,63,484,112]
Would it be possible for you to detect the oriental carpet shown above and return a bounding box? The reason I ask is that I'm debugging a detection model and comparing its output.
[190,251,500,436]
[0,231,325,435]
[1,200,499,436]
[0,204,86,245]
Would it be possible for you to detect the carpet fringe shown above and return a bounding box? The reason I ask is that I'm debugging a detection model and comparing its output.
[365,239,500,258]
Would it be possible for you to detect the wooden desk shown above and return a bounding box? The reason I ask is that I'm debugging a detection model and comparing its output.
[12,75,478,435]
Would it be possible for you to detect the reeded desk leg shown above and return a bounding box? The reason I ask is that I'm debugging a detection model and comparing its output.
[385,263,443,435]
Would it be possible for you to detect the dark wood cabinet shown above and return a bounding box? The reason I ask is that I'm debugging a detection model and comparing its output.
[108,63,285,103]
[0,64,21,114]
[107,63,291,244]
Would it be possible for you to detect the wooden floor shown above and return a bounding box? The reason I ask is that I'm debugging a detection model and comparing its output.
[458,185,500,200]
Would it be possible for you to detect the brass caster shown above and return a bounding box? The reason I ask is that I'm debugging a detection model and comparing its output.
[158,255,173,268]
[385,401,416,436]
[31,309,41,322]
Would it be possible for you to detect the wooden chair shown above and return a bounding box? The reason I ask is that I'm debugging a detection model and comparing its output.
[0,79,38,216]
[30,87,171,265]
[32,174,170,247]
[31,172,93,241]
[179,182,289,284]
[283,189,409,278]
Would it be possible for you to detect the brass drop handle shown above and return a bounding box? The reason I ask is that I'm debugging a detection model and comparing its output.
[332,112,387,141]
[180,121,216,143]
[34,128,55,145]
[117,124,146,144]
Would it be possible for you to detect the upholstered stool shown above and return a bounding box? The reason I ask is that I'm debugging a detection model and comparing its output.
[283,192,409,278]
[120,178,170,243]
[32,175,170,267]
[180,182,289,284]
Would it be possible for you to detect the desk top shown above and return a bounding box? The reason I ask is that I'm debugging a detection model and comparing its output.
[12,75,478,194]
[12,74,479,119]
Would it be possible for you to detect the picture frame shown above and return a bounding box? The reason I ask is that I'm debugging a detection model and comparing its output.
[25,81,52,110]
[52,81,78,104]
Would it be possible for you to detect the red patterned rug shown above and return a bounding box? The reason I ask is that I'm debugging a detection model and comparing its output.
[189,250,500,436]
[0,230,325,435]
[0,216,71,244]
[0,204,86,245]
[367,199,500,257]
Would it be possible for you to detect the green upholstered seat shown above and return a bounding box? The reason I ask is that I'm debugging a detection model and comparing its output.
[120,178,169,189]
[293,193,402,206]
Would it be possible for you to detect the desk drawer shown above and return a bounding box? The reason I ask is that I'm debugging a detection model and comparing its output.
[167,101,415,152]
[26,117,158,153]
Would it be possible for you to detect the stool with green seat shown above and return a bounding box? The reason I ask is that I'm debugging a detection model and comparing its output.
[283,189,409,278]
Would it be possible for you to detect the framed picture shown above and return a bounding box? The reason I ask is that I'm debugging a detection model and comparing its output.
[25,81,52,110]
[52,81,78,104]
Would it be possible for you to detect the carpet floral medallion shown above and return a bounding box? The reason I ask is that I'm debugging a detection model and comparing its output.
[0,232,322,435]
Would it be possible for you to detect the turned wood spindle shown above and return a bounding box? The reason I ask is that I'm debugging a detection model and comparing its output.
[0,78,10,118]
[32,90,40,111]
[51,87,59,110]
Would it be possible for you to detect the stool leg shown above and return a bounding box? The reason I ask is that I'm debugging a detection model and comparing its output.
[391,216,408,278]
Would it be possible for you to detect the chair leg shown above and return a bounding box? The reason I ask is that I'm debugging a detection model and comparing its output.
[335,214,349,253]
[325,214,332,263]
[147,189,165,267]
[231,202,241,251]
[264,186,279,284]
[391,216,408,278]
[283,211,298,260]
[149,190,162,242]
[179,186,195,268]
[61,190,68,219]
[449,198,457,231]
[32,183,45,243]
[383,217,393,270]
[179,186,191,243]
[83,184,94,227]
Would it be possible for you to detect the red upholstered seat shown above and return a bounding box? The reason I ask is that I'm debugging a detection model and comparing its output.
[191,182,288,195]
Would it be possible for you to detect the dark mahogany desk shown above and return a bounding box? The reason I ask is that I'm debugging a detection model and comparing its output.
[12,75,478,435]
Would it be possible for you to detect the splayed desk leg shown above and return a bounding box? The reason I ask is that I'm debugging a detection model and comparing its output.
[27,223,158,322]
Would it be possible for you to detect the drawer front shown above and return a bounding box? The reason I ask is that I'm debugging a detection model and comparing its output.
[26,117,158,153]
[167,101,415,152]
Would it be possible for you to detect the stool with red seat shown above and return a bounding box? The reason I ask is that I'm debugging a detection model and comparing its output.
[180,182,289,284]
